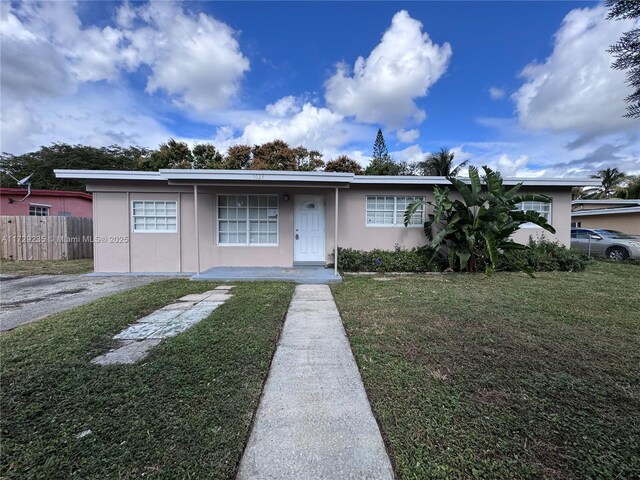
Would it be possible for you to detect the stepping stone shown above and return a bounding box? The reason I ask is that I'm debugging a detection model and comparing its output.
[91,339,161,365]
[136,310,182,323]
[203,293,232,302]
[147,322,192,339]
[178,293,213,302]
[215,285,235,290]
[161,302,196,310]
[114,322,163,340]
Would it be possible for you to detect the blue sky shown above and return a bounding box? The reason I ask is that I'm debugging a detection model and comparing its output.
[1,1,639,177]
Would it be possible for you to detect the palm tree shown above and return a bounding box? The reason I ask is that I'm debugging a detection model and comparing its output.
[584,167,626,198]
[616,174,640,199]
[418,148,469,177]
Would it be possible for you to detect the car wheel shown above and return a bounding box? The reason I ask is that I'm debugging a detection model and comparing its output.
[606,247,628,261]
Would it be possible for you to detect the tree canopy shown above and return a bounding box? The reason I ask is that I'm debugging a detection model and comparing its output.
[418,147,469,176]
[606,0,640,118]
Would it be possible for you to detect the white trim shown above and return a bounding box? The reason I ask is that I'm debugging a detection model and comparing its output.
[352,176,600,187]
[131,200,178,233]
[28,202,52,207]
[572,199,640,205]
[365,195,425,228]
[54,169,164,180]
[53,169,599,187]
[572,206,640,217]
[161,169,353,183]
[216,194,280,247]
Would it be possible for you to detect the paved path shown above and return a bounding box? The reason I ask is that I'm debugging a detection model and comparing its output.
[0,274,159,332]
[237,284,394,480]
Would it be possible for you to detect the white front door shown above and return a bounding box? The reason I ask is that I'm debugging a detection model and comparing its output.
[294,195,325,263]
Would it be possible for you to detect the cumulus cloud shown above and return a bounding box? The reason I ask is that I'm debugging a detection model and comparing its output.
[325,10,451,127]
[1,1,249,111]
[513,5,639,137]
[488,87,505,100]
[397,128,420,143]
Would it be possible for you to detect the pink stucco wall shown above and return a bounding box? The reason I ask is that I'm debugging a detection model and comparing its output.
[85,181,572,273]
[0,189,93,217]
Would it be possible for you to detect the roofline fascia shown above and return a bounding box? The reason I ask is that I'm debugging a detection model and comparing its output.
[572,207,640,216]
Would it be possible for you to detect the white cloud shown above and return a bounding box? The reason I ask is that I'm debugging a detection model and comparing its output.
[488,87,505,100]
[325,10,451,127]
[1,1,249,112]
[397,128,420,143]
[265,96,299,117]
[513,5,639,136]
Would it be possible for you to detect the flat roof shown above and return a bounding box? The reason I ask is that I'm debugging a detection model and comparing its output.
[572,206,640,217]
[0,187,92,200]
[54,169,600,187]
[572,199,640,205]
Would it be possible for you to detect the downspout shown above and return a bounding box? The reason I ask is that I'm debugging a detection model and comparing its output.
[194,185,201,274]
[334,187,339,276]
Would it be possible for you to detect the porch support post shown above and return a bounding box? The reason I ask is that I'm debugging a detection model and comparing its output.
[334,187,339,276]
[194,184,201,274]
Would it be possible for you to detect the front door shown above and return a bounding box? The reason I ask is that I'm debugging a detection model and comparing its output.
[294,195,325,263]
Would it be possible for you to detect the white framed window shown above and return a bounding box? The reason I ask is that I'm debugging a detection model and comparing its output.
[132,201,177,232]
[516,200,551,224]
[366,196,424,227]
[29,205,50,216]
[218,195,278,246]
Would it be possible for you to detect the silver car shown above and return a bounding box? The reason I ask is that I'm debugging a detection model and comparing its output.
[570,228,640,261]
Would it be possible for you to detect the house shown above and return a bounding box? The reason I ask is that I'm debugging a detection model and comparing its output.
[571,199,640,235]
[0,188,93,218]
[53,169,598,275]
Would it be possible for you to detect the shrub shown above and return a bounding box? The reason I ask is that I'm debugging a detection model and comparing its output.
[336,245,437,273]
[499,238,590,272]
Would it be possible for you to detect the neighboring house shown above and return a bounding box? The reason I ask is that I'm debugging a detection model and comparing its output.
[54,169,597,274]
[571,199,640,236]
[0,188,93,218]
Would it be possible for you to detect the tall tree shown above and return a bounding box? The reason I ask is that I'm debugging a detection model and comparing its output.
[418,147,469,176]
[292,147,325,171]
[365,129,403,175]
[584,167,627,198]
[141,139,193,170]
[224,145,252,170]
[324,155,363,174]
[193,143,224,169]
[0,143,149,191]
[616,174,640,199]
[251,140,297,170]
[606,0,640,118]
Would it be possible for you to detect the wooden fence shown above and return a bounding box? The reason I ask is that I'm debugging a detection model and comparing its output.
[0,216,93,260]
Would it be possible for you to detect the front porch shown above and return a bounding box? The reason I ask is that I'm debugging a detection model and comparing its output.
[191,266,341,284]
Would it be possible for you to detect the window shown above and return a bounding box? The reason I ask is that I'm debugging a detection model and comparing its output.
[29,205,49,216]
[132,201,177,232]
[571,221,581,228]
[218,195,278,245]
[516,200,551,223]
[366,196,424,227]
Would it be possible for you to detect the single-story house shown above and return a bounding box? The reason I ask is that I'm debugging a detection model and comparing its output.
[571,199,640,235]
[0,187,93,218]
[53,169,598,275]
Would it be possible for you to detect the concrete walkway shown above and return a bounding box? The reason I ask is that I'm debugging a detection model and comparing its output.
[237,285,393,480]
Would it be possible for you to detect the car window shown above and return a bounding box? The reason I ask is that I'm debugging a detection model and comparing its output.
[573,229,590,239]
[596,229,635,239]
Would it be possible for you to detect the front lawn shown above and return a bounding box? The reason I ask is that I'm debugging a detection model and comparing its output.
[0,258,94,275]
[332,262,640,479]
[1,280,294,479]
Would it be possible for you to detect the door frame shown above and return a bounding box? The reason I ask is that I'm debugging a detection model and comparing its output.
[293,194,326,264]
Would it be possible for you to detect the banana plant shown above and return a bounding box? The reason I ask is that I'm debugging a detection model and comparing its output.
[404,166,555,276]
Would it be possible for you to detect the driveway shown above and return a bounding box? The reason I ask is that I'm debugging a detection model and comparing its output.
[0,275,162,332]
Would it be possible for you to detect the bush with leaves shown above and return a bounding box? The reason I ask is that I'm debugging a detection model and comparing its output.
[499,238,590,272]
[335,246,436,272]
[405,166,556,275]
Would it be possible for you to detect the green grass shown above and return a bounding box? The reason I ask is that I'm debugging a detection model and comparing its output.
[1,280,294,479]
[0,259,94,275]
[332,262,640,479]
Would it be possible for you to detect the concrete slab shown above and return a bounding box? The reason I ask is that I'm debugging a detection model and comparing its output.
[237,285,393,480]
[161,302,196,310]
[214,285,235,290]
[191,266,341,284]
[136,310,183,323]
[91,339,161,365]
[178,292,217,302]
[113,322,163,340]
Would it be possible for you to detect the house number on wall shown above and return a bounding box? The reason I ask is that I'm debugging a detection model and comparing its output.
[253,174,265,180]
